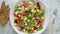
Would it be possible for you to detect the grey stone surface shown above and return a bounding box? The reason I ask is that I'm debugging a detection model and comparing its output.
[0,0,60,34]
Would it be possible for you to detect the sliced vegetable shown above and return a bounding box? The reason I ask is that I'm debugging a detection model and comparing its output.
[37,25,43,31]
[30,29,34,33]
[34,13,37,17]
[14,19,18,24]
[36,2,41,9]
[23,2,29,8]
[21,12,26,16]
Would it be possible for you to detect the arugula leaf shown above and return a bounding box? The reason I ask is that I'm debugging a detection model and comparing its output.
[15,6,21,12]
[37,25,43,31]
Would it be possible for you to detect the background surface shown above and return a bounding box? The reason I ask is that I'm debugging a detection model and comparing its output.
[0,0,60,34]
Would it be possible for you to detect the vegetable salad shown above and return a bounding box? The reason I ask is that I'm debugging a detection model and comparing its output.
[14,1,45,34]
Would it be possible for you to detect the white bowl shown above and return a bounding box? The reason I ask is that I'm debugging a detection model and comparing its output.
[9,0,50,34]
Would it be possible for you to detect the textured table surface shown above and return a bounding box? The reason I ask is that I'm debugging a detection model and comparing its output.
[0,0,60,34]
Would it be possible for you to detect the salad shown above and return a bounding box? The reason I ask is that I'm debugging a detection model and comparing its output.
[14,1,45,34]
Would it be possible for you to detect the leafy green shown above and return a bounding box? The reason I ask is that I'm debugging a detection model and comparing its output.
[27,14,33,20]
[15,6,21,12]
[18,21,25,26]
[40,8,45,16]
[37,25,43,31]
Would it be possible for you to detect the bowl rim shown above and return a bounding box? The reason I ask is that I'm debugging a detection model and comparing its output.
[9,0,50,34]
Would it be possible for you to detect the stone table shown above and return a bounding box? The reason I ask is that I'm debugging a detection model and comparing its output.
[0,0,60,34]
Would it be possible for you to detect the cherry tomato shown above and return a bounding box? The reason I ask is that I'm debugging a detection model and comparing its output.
[19,27,24,31]
[37,20,42,25]
[14,12,18,17]
[21,12,26,16]
[16,23,22,27]
[14,19,18,23]
[18,17,23,21]
[34,13,37,17]
[30,30,34,33]
[23,2,29,8]
[14,12,20,18]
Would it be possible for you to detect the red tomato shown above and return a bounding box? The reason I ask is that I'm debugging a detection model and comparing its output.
[30,30,34,33]
[23,3,29,8]
[14,19,22,27]
[18,17,23,21]
[37,20,42,25]
[14,19,18,23]
[21,12,26,16]
[34,13,37,17]
[19,27,23,31]
[16,23,22,27]
[14,12,20,18]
